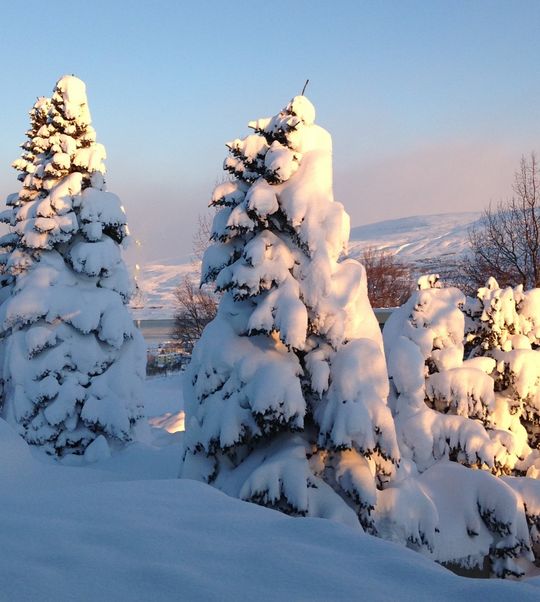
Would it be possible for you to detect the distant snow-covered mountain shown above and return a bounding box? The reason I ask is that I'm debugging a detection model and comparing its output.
[349,211,481,281]
[131,257,196,320]
[349,211,481,261]
[131,212,481,319]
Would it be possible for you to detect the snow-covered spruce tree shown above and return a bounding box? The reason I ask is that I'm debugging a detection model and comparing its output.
[382,275,536,576]
[0,100,52,410]
[181,96,399,530]
[383,275,518,474]
[466,279,540,570]
[463,277,540,460]
[462,278,540,457]
[0,76,145,459]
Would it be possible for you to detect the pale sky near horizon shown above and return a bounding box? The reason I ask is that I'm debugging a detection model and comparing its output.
[1,0,539,262]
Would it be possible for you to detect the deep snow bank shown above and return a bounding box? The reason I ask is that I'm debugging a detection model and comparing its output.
[0,476,539,601]
[1,374,539,600]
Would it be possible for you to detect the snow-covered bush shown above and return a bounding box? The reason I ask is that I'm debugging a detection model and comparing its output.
[383,274,540,575]
[0,76,145,458]
[385,276,519,474]
[181,95,399,530]
[462,278,540,458]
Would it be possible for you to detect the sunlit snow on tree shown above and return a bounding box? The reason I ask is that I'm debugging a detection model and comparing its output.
[382,274,540,576]
[180,95,399,529]
[0,76,145,459]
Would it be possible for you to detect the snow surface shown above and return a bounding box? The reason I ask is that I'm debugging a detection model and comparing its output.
[1,372,540,601]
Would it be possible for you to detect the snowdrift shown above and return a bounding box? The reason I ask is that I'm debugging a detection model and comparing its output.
[1,472,540,601]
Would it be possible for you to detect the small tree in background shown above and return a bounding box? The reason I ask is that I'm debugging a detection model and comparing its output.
[462,153,540,291]
[0,76,145,458]
[361,246,413,308]
[171,213,218,353]
[191,213,212,263]
[173,278,217,354]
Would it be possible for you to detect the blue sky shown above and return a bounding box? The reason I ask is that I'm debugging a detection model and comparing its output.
[1,0,539,261]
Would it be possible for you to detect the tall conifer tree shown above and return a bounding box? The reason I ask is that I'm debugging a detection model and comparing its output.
[0,76,145,458]
[181,96,399,529]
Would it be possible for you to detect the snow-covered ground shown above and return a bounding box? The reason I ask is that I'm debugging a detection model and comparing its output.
[131,212,481,319]
[1,371,540,601]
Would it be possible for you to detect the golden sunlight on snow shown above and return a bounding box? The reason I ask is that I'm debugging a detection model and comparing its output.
[148,411,185,433]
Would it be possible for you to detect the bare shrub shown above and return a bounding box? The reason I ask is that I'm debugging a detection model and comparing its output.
[361,246,414,308]
[462,153,540,292]
[172,278,217,354]
[171,212,217,352]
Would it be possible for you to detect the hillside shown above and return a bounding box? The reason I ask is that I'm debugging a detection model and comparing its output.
[131,257,196,319]
[349,211,480,260]
[131,212,482,319]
